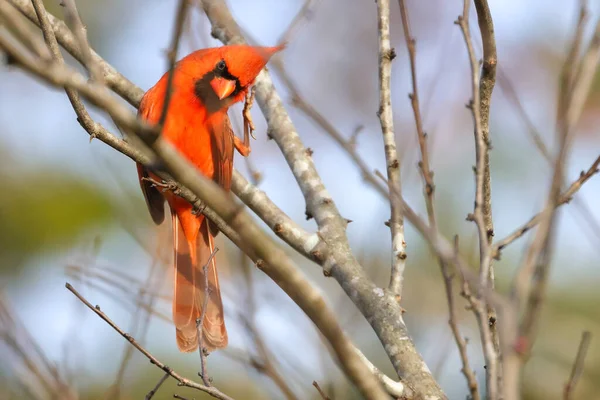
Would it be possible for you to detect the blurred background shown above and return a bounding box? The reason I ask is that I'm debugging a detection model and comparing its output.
[1,0,599,399]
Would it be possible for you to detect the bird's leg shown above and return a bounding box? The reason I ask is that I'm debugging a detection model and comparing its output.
[234,86,256,157]
[141,176,177,193]
[243,85,257,141]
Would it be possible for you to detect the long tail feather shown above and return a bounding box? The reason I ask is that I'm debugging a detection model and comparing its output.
[172,214,227,352]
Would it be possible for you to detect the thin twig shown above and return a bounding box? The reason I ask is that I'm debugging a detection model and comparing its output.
[145,372,170,400]
[0,294,77,400]
[65,283,235,400]
[197,247,219,387]
[398,2,479,398]
[455,1,499,398]
[59,0,103,82]
[497,63,600,257]
[277,0,319,45]
[0,1,50,59]
[442,237,481,400]
[372,171,508,311]
[493,155,600,258]
[376,0,407,299]
[109,247,167,399]
[312,381,331,400]
[238,252,300,400]
[158,0,191,131]
[0,11,155,141]
[397,0,435,225]
[564,331,592,400]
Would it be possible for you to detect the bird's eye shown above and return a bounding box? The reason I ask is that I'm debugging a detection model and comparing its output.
[216,60,226,71]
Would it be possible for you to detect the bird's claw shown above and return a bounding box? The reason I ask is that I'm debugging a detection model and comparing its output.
[243,86,257,140]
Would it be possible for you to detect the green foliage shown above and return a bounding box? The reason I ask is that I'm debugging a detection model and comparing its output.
[0,170,114,269]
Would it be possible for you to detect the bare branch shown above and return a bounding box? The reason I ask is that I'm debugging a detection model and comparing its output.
[238,254,299,400]
[8,0,142,106]
[0,294,77,400]
[109,243,168,398]
[397,0,435,225]
[0,1,50,59]
[312,381,331,400]
[564,331,592,400]
[440,236,480,400]
[456,1,499,397]
[376,0,407,300]
[277,0,319,45]
[493,155,600,258]
[197,247,219,387]
[398,2,479,398]
[31,0,111,144]
[65,283,235,400]
[60,0,103,82]
[145,372,170,400]
[158,0,191,130]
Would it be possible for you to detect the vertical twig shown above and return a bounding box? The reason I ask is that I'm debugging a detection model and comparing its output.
[398,2,480,398]
[401,1,481,396]
[238,251,300,400]
[197,247,219,387]
[397,0,435,225]
[158,0,191,131]
[456,1,499,398]
[110,240,168,399]
[563,331,592,400]
[376,0,407,300]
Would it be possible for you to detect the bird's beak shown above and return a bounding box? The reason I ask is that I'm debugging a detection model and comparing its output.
[210,77,236,100]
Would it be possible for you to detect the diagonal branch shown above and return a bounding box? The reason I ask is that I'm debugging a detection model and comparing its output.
[29,0,107,148]
[65,283,234,400]
[8,0,142,106]
[60,0,103,82]
[564,331,592,400]
[493,155,600,258]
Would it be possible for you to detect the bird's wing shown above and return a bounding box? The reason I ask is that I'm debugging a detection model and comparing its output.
[136,93,166,225]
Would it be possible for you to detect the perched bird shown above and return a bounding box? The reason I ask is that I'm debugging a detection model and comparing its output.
[136,45,282,352]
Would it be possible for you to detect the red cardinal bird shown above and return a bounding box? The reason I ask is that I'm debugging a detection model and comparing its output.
[136,45,282,352]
